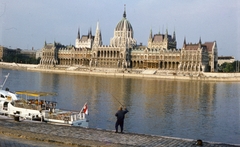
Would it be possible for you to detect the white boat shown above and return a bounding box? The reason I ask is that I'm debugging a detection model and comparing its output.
[0,73,19,114]
[0,89,18,102]
[0,73,88,127]
[4,90,89,127]
[0,73,18,102]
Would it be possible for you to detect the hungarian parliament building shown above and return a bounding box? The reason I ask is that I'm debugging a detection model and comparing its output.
[40,8,218,73]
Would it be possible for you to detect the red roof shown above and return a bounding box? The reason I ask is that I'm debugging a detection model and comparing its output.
[203,42,214,52]
[81,36,89,41]
[184,44,199,50]
[153,34,164,42]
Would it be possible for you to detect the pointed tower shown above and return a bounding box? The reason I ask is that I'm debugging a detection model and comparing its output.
[198,37,202,48]
[148,28,153,48]
[149,28,152,40]
[93,21,103,47]
[164,29,168,41]
[88,28,92,39]
[172,30,176,41]
[77,28,80,39]
[183,37,186,48]
[75,28,81,48]
[100,31,102,41]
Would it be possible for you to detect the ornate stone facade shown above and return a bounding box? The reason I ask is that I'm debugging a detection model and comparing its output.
[40,7,218,73]
[40,42,61,68]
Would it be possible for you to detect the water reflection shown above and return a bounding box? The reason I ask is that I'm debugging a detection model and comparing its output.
[1,68,240,144]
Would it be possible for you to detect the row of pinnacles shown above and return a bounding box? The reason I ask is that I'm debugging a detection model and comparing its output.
[40,6,218,74]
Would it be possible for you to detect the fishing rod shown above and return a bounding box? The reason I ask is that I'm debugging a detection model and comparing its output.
[96,78,124,107]
[111,93,124,107]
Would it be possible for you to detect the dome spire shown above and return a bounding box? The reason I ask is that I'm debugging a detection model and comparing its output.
[123,4,126,18]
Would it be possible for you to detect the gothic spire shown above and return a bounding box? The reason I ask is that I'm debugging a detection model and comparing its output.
[123,4,126,18]
[164,29,168,40]
[96,21,99,30]
[93,21,102,47]
[100,31,102,40]
[149,28,152,40]
[77,28,80,39]
[199,37,202,44]
[97,21,102,41]
[172,30,176,41]
[88,27,92,38]
[183,37,186,48]
[198,37,202,48]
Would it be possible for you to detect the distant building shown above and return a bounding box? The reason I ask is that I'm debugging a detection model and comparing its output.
[40,7,218,73]
[0,46,40,62]
[20,49,36,58]
[0,46,21,61]
[0,46,4,61]
[218,56,235,66]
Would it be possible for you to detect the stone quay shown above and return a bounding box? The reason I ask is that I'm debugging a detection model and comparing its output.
[0,116,239,147]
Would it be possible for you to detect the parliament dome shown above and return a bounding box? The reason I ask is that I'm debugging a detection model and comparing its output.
[110,6,136,47]
[115,6,133,32]
[115,12,133,32]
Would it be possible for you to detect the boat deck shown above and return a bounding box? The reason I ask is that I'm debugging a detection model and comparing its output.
[13,99,56,110]
[0,116,238,147]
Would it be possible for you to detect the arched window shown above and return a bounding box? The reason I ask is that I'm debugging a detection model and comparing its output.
[120,53,123,58]
[97,51,100,57]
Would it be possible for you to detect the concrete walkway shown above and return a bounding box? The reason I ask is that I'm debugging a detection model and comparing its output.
[0,116,238,147]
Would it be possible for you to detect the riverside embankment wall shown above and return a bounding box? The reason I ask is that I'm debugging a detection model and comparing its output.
[1,62,240,82]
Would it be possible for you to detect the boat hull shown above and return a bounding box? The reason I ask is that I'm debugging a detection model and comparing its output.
[0,101,89,128]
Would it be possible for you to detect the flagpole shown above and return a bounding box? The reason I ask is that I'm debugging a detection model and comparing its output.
[79,102,87,113]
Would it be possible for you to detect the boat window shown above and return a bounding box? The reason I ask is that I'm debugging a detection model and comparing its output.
[4,102,8,107]
[1,94,5,98]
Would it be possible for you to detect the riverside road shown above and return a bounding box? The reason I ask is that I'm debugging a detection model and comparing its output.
[0,117,238,147]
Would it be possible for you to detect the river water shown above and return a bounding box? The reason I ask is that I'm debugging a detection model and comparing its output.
[0,68,239,145]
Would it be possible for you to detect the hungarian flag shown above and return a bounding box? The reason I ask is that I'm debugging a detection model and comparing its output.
[81,103,88,115]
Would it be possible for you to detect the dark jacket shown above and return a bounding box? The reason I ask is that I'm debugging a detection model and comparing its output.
[115,109,128,121]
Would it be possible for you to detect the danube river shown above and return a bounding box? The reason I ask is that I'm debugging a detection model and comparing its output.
[1,68,239,145]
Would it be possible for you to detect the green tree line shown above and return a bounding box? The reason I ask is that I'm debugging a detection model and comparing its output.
[218,61,240,72]
[3,54,41,64]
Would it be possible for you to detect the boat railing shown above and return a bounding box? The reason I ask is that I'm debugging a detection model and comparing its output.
[13,99,41,110]
[44,110,86,121]
[12,98,58,111]
[78,112,86,120]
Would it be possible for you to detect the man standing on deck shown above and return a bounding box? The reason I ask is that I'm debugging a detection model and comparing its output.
[115,106,128,133]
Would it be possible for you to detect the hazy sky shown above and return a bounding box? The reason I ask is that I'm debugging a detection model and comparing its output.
[0,0,239,59]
